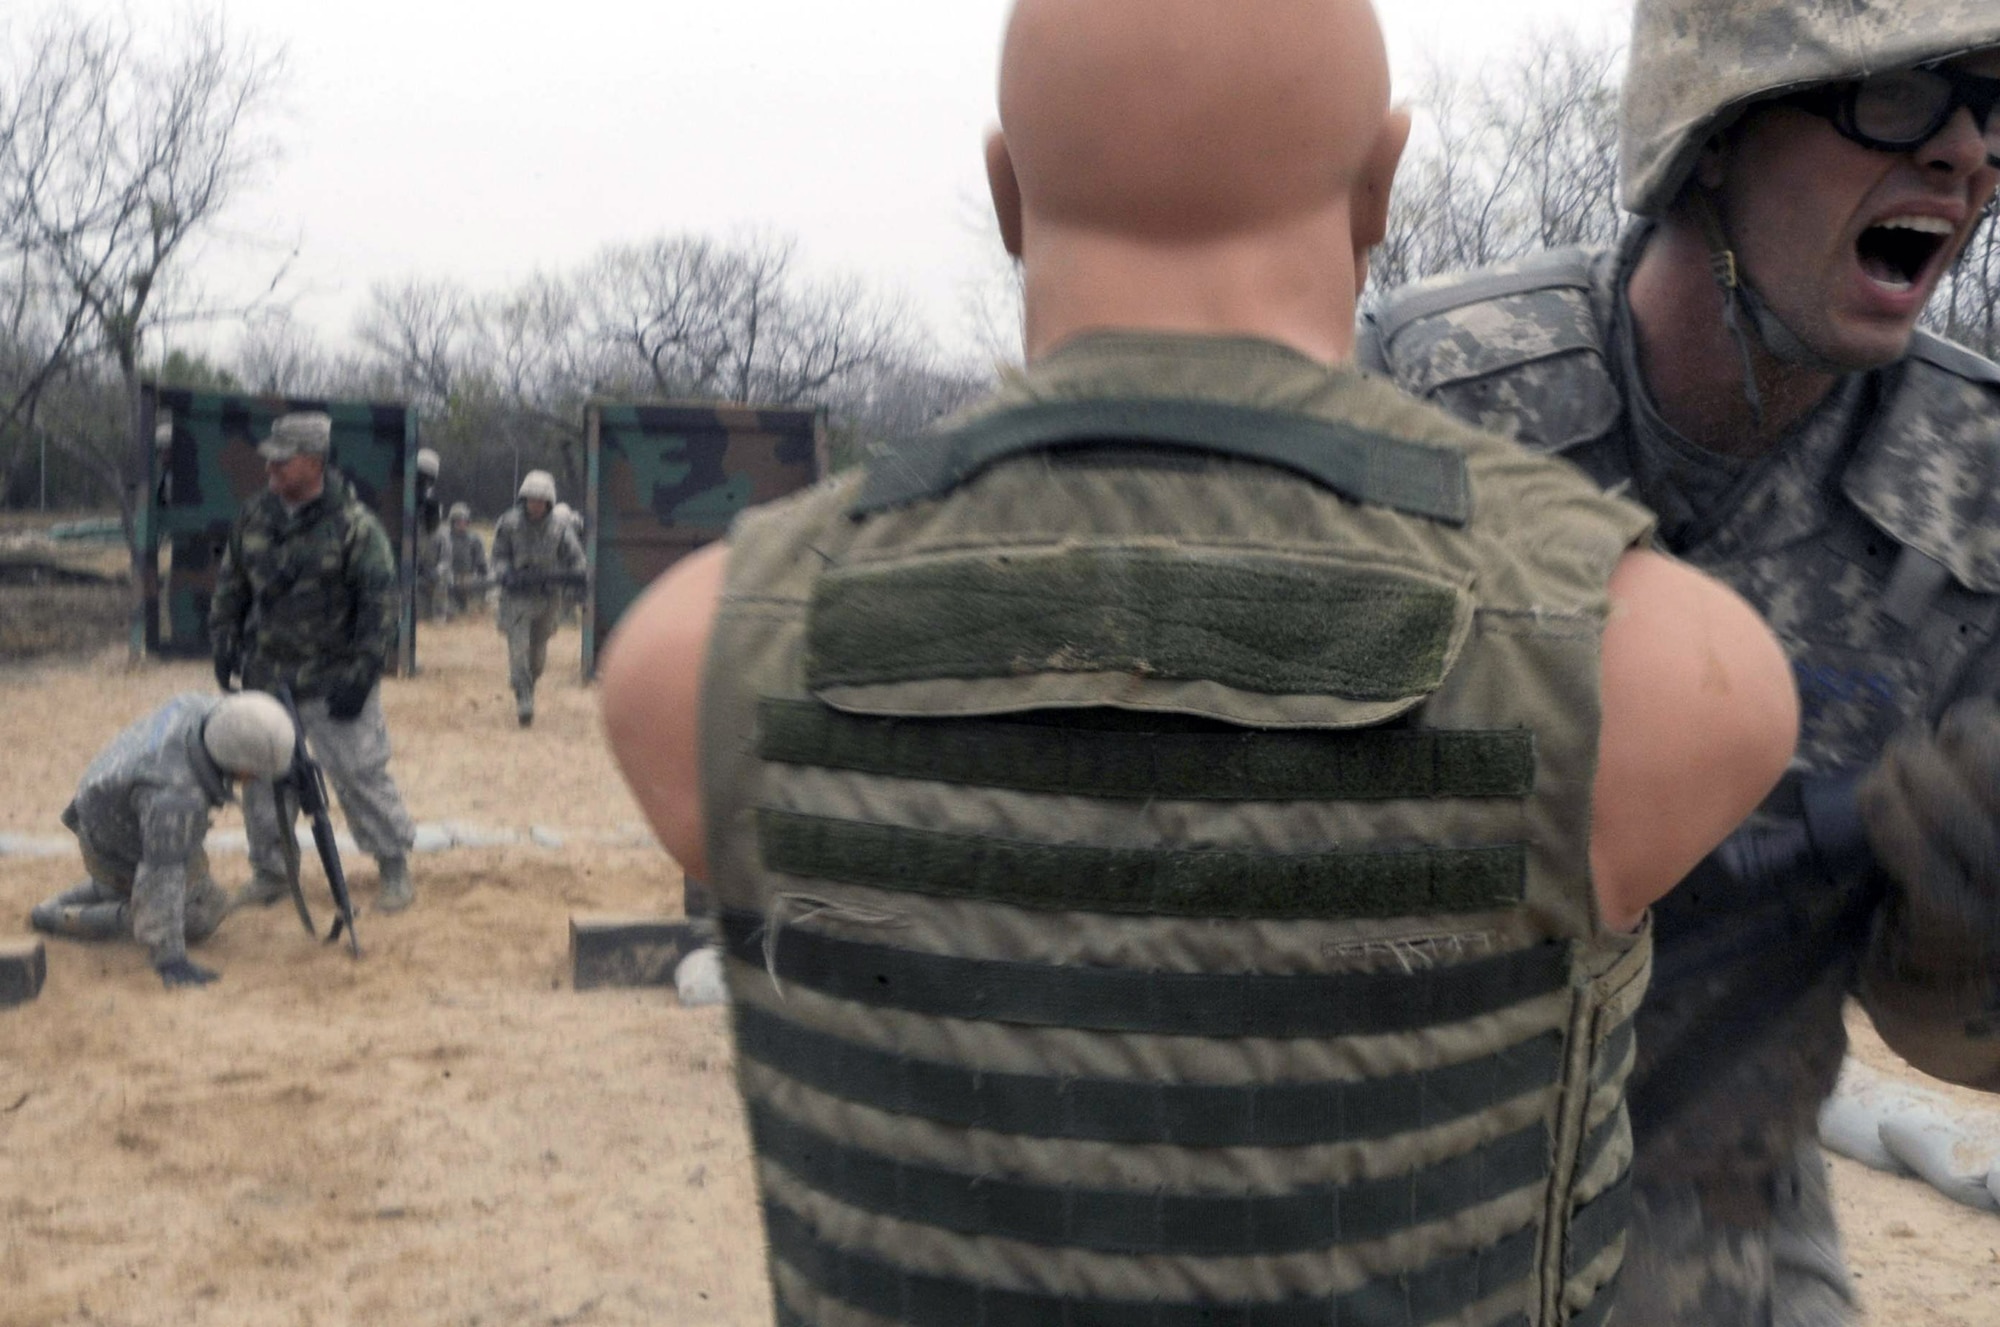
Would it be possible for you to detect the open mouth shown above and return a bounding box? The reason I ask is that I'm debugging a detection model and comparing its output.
[1856,215,1953,292]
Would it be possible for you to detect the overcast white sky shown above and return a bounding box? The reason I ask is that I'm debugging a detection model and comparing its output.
[64,0,1632,363]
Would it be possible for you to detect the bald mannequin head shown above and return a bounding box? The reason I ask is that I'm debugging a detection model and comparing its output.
[987,0,1409,362]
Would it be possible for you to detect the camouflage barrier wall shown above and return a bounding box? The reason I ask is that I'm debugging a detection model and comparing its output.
[138,387,419,671]
[583,403,824,674]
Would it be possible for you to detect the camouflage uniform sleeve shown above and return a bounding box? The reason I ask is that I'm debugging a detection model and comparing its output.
[130,788,208,963]
[344,510,399,675]
[1857,634,2000,1091]
[489,517,515,579]
[557,524,585,572]
[208,520,251,659]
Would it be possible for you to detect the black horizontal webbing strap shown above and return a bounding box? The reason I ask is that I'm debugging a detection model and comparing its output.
[722,909,1569,1039]
[752,1100,1551,1258]
[758,810,1528,921]
[851,397,1473,524]
[757,698,1536,802]
[1566,1173,1634,1279]
[734,1002,1563,1147]
[766,1198,1535,1327]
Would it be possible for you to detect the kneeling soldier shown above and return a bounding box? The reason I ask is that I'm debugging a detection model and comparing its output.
[31,692,296,988]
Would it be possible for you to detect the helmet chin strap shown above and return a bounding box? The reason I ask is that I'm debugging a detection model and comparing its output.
[1687,190,1851,432]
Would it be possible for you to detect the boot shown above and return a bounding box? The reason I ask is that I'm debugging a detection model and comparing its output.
[31,887,129,940]
[233,870,291,909]
[376,856,414,913]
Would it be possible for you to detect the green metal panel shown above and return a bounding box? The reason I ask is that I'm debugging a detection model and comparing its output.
[584,402,822,675]
[140,386,418,665]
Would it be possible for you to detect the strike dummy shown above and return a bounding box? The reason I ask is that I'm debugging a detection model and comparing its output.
[601,1,1800,1322]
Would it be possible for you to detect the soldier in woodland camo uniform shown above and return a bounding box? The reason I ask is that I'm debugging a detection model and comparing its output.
[210,411,420,913]
[30,693,295,987]
[1361,4,2000,1323]
[491,470,584,726]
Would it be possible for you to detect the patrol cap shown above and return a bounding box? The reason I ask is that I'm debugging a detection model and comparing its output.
[449,501,472,521]
[1621,0,2000,216]
[258,412,333,462]
[417,447,441,478]
[518,470,557,503]
[202,693,296,780]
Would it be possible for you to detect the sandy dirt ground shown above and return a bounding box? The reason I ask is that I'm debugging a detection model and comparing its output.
[3,613,2000,1325]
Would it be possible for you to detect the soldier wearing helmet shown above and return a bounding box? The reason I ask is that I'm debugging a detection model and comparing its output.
[414,447,448,619]
[1362,3,2000,1322]
[441,501,488,619]
[491,470,584,726]
[29,693,296,988]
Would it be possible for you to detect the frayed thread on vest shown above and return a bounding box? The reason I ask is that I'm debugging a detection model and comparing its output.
[762,892,909,999]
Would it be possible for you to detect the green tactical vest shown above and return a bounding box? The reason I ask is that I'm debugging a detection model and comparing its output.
[701,333,1659,1327]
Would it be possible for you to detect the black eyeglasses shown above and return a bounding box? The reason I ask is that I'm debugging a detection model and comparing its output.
[1786,63,2000,169]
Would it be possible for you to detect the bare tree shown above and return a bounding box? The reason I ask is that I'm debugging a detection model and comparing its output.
[0,8,282,544]
[1373,27,1622,301]
[354,276,475,409]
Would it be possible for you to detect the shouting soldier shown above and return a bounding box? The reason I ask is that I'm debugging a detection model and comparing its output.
[1362,4,2000,1322]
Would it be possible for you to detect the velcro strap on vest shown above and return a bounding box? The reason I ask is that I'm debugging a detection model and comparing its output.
[764,1198,1535,1327]
[751,1101,1551,1258]
[806,545,1468,703]
[758,810,1527,920]
[733,1003,1563,1147]
[758,698,1535,801]
[722,910,1567,1038]
[852,398,1473,524]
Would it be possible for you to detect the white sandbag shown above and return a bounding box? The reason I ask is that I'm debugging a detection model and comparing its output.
[1879,1108,2000,1213]
[674,946,729,1008]
[1818,1060,1924,1174]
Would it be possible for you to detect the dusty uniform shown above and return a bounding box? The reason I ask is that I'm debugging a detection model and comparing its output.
[1361,234,2000,1325]
[444,527,488,617]
[209,470,417,874]
[702,333,1657,1326]
[491,505,584,717]
[39,695,236,966]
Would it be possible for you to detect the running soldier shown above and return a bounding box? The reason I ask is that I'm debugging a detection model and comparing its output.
[491,469,584,727]
[211,411,421,914]
[1360,4,2000,1322]
[442,501,488,619]
[415,447,446,619]
[601,1,1799,1321]
[30,692,296,987]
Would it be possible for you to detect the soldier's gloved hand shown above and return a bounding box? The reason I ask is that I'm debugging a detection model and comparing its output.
[1858,697,2000,980]
[155,957,219,988]
[213,648,238,692]
[326,664,380,722]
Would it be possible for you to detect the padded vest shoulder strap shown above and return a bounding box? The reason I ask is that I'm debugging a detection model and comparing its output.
[852,398,1472,524]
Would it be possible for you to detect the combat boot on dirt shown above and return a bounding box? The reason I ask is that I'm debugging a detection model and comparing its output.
[232,870,290,909]
[30,882,129,940]
[376,856,414,913]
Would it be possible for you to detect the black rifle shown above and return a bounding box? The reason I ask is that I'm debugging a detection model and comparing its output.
[500,568,587,593]
[273,685,362,958]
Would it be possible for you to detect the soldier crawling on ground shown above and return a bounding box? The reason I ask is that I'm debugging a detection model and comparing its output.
[1362,4,2000,1322]
[600,1,1799,1322]
[491,470,585,727]
[29,692,296,988]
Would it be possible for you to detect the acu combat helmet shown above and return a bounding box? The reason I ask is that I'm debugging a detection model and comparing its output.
[202,692,296,781]
[1622,0,2000,216]
[518,470,557,504]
